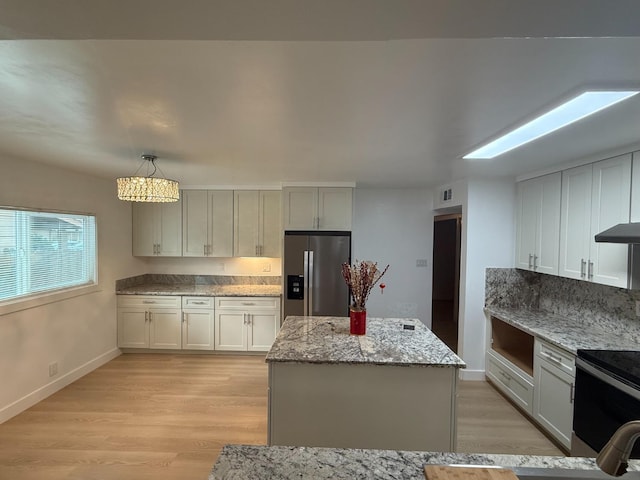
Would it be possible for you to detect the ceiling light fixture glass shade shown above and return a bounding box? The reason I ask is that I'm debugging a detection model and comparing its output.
[117,154,180,202]
[464,90,640,159]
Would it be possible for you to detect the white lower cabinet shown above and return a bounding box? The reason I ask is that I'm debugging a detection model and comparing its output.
[533,339,575,450]
[181,297,215,350]
[486,349,534,415]
[215,297,281,352]
[117,296,182,349]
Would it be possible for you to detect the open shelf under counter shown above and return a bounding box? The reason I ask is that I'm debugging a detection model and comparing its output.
[490,315,534,377]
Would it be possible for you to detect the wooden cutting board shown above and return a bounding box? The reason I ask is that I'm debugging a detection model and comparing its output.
[424,465,519,480]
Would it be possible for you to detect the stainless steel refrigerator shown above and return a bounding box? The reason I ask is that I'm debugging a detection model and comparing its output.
[283,232,351,319]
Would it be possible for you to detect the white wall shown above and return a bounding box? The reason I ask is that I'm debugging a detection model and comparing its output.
[0,155,146,422]
[143,256,282,276]
[458,178,515,380]
[352,188,433,326]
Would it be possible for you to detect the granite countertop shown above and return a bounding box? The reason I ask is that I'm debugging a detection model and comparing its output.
[209,444,640,479]
[116,284,282,297]
[485,305,640,354]
[265,316,466,368]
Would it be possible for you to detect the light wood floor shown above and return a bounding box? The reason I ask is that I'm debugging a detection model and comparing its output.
[0,354,562,480]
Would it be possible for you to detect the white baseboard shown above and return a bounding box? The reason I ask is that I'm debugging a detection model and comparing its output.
[0,348,121,424]
[459,369,485,381]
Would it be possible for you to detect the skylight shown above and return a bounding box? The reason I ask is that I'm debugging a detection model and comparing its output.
[463,90,640,159]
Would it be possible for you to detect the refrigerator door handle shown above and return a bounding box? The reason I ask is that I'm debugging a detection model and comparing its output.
[308,250,314,316]
[303,250,310,316]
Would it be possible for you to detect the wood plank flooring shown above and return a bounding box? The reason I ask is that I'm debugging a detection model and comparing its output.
[0,354,562,480]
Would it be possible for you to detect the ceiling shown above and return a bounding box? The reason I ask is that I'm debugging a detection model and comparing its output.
[2,1,640,188]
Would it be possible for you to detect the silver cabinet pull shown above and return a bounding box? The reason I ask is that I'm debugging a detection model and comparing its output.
[242,302,255,306]
[588,260,594,280]
[193,301,207,305]
[145,311,149,322]
[570,383,575,403]
[142,300,156,304]
[542,351,562,365]
[148,312,152,321]
[528,254,533,269]
[533,254,538,270]
[580,258,586,278]
[182,312,186,323]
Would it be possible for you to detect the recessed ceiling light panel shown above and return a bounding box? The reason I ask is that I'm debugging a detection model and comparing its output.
[463,90,640,159]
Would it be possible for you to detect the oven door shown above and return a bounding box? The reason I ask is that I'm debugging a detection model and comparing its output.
[573,357,640,457]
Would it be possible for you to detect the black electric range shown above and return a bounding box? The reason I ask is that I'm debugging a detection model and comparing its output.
[577,349,640,389]
[573,349,640,457]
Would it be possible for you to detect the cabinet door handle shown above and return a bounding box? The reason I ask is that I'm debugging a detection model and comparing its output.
[588,260,594,280]
[242,302,255,306]
[570,383,575,403]
[148,312,152,322]
[182,312,186,323]
[533,254,538,270]
[142,300,156,304]
[193,301,207,305]
[580,258,586,278]
[528,254,533,269]
[145,311,149,322]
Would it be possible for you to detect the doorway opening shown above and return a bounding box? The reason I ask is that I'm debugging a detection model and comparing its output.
[431,213,462,353]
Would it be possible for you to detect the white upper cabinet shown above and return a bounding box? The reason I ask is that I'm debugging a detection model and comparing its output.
[182,190,233,257]
[283,187,352,231]
[516,173,561,275]
[234,190,282,257]
[132,200,182,256]
[559,154,631,287]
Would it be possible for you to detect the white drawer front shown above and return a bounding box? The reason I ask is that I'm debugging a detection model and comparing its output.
[486,350,534,414]
[117,295,181,309]
[215,296,279,310]
[182,296,214,309]
[534,338,575,377]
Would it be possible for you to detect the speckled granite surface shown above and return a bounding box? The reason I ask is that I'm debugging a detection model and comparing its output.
[116,283,281,297]
[209,444,640,480]
[485,306,640,354]
[115,274,281,296]
[266,316,465,367]
[485,268,640,352]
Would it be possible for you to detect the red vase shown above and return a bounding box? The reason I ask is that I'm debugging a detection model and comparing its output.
[350,308,366,335]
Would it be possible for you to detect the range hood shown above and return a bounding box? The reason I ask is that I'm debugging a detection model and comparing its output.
[595,223,640,244]
[595,222,640,289]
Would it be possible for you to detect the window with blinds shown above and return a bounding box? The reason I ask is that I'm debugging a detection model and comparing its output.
[0,208,96,302]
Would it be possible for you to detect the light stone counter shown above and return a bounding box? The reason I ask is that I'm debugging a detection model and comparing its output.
[266,316,466,367]
[210,444,640,479]
[485,306,640,354]
[116,283,282,297]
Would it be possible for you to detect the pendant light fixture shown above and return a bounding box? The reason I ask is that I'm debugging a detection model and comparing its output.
[117,154,180,202]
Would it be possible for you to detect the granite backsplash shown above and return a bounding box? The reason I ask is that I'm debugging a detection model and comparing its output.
[116,274,281,290]
[486,267,640,335]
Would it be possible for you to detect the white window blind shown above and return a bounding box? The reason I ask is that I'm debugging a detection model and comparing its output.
[0,208,96,302]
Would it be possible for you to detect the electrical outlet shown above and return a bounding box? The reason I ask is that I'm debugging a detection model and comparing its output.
[48,362,58,377]
[416,259,429,268]
[636,301,640,317]
[262,262,271,272]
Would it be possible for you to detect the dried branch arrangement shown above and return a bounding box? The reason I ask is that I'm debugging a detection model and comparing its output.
[341,260,389,311]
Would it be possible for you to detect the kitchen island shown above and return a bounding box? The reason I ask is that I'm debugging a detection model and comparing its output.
[265,316,465,452]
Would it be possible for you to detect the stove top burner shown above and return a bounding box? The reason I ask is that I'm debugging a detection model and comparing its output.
[578,349,640,390]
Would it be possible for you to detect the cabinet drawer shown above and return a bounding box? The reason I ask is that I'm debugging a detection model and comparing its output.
[182,296,214,309]
[486,349,534,415]
[534,339,575,377]
[215,296,279,310]
[117,295,180,309]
